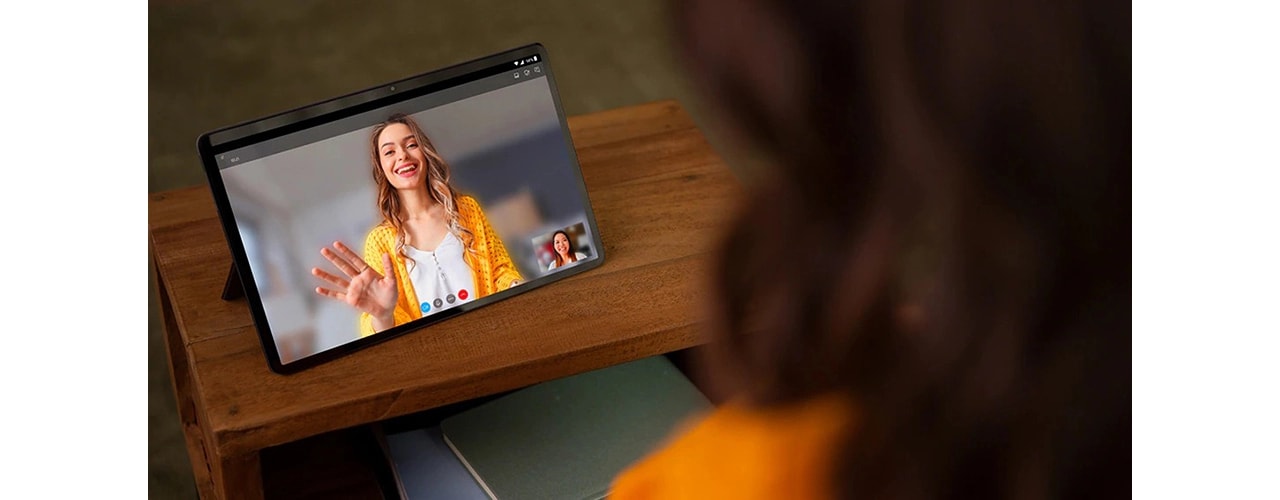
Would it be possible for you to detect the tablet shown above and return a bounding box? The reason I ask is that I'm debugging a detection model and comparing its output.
[197,44,604,374]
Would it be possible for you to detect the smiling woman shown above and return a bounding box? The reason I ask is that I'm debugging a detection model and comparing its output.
[310,113,524,337]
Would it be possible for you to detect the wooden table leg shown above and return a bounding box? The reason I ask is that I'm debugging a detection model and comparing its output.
[211,452,264,500]
[158,264,264,499]
[157,266,222,499]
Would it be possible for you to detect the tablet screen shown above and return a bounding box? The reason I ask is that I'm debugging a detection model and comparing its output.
[200,46,602,371]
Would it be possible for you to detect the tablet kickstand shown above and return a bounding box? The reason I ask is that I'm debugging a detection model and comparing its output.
[222,263,244,301]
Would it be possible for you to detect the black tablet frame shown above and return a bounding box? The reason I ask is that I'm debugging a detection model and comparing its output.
[196,43,605,374]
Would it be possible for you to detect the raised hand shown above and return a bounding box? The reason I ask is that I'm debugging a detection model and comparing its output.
[312,241,398,327]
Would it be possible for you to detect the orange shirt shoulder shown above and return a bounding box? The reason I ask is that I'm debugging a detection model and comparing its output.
[611,394,854,500]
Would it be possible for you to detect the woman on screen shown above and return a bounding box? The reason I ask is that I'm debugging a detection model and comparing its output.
[311,113,523,337]
[547,230,588,271]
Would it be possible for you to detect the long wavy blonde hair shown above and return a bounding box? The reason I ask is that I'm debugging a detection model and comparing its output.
[369,113,475,271]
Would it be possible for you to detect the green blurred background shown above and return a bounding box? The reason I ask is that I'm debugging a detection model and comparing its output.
[148,1,738,497]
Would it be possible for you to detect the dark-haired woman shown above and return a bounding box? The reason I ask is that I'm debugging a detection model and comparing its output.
[612,0,1131,498]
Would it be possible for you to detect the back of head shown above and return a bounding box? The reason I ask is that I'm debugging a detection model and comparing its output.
[674,0,1130,498]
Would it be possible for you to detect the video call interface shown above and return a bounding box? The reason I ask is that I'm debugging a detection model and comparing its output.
[216,55,598,364]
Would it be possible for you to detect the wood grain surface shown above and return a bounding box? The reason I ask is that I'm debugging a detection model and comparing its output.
[150,99,741,498]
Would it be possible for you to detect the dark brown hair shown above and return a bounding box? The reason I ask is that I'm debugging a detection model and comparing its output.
[675,0,1130,498]
[551,230,579,267]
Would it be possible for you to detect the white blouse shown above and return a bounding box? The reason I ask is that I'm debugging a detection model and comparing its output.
[547,252,589,271]
[404,232,477,316]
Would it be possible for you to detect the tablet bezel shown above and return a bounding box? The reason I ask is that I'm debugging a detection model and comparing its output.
[196,43,605,374]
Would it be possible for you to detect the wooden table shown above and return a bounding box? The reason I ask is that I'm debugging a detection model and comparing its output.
[150,100,741,499]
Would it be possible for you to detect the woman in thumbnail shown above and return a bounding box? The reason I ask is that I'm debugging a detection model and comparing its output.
[547,230,588,271]
[311,113,523,337]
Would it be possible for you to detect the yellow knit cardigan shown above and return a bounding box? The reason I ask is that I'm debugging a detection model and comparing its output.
[357,195,523,337]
